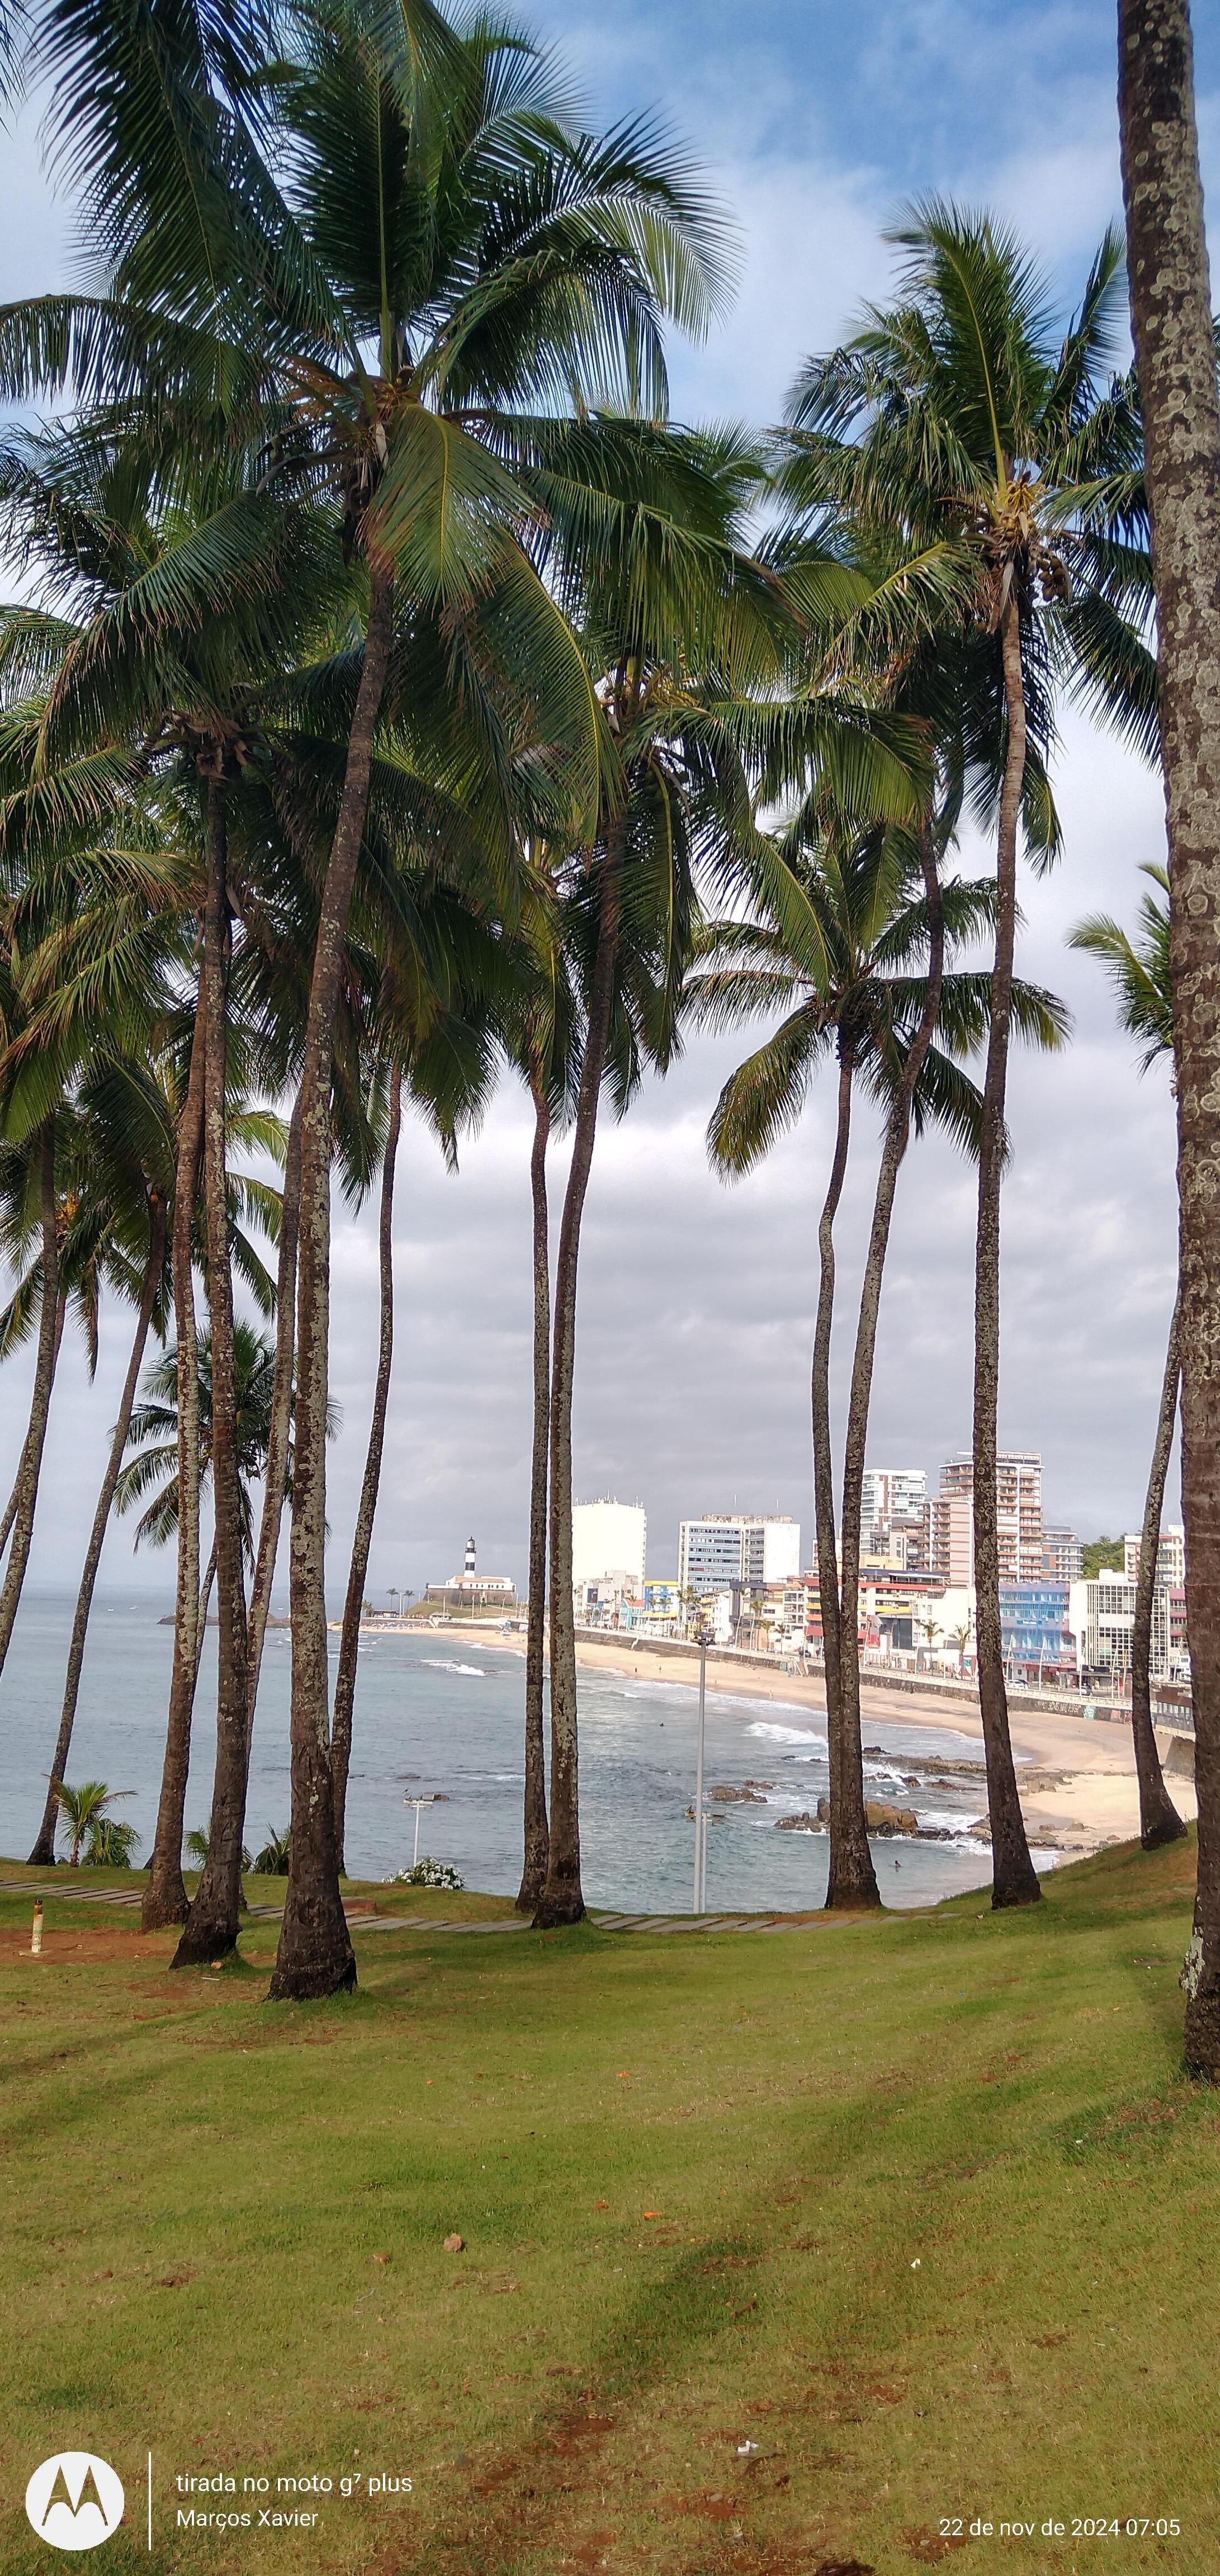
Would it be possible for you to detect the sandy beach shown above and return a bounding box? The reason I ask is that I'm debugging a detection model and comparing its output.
[405,1618,1197,1860]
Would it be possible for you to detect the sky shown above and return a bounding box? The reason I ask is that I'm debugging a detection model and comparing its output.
[1,0,1217,1604]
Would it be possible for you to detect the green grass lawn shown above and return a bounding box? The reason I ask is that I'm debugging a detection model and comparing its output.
[0,1839,1214,2576]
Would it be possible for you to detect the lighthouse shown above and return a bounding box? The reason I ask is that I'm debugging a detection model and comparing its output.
[424,1530,516,1611]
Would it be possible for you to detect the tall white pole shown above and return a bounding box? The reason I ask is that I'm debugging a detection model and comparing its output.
[413,1799,422,1867]
[693,1633,707,1913]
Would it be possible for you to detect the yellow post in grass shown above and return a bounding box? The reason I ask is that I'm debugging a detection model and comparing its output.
[30,1900,43,1957]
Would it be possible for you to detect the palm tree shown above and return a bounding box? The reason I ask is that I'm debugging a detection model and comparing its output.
[249,7,743,1995]
[117,1312,287,1920]
[916,1616,943,1665]
[16,0,743,1992]
[1118,0,1220,2071]
[329,1059,401,1878]
[329,865,517,1869]
[185,1822,252,1870]
[497,891,581,1910]
[25,1065,173,1866]
[0,1120,61,1665]
[0,790,205,1866]
[0,391,337,1955]
[793,204,1155,1905]
[116,1320,282,1565]
[519,1022,553,1911]
[251,1824,291,1876]
[1071,867,1185,1845]
[523,415,817,1928]
[52,1779,133,1868]
[948,1616,975,1676]
[3,0,794,1981]
[692,812,1066,1902]
[0,1069,178,1682]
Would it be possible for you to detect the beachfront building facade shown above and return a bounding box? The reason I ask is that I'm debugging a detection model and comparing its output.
[572,1498,647,1591]
[1067,1574,1187,1686]
[927,1448,1044,1585]
[860,1467,928,1562]
[575,1575,641,1629]
[1042,1524,1084,1581]
[926,1488,976,1586]
[1123,1523,1186,1589]
[678,1513,801,1599]
[998,1579,1075,1680]
[1069,1574,1136,1685]
[857,1573,968,1659]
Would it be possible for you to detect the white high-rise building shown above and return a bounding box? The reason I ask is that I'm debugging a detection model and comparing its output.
[860,1467,927,1556]
[571,1498,647,1591]
[678,1513,801,1597]
[860,1467,926,1530]
[1124,1523,1186,1589]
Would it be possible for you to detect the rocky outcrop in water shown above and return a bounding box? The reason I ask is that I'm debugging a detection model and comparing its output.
[775,1798,918,1836]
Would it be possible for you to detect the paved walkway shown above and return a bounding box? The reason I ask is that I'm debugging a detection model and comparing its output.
[1,1880,813,1938]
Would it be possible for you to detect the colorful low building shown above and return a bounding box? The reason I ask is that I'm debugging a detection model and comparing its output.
[999,1579,1074,1679]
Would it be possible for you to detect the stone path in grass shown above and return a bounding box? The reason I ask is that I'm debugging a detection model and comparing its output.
[1,1879,144,1907]
[1,1879,814,1936]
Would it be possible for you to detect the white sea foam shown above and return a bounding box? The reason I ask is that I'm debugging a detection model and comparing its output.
[420,1658,486,1678]
[746,1720,829,1750]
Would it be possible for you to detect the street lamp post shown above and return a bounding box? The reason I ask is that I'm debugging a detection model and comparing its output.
[404,1793,437,1869]
[693,1622,709,1914]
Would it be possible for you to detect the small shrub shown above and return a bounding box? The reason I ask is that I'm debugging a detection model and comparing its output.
[185,1825,252,1868]
[251,1826,291,1874]
[391,1857,464,1890]
[53,1778,134,1866]
[84,1818,141,1868]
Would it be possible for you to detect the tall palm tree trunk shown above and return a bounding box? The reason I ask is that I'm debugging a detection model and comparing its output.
[1119,0,1220,2071]
[0,1467,22,1562]
[195,1540,217,1679]
[143,970,209,1930]
[0,1124,62,1675]
[534,857,622,1929]
[332,1061,401,1873]
[812,1035,853,1846]
[973,597,1041,1907]
[830,827,944,1908]
[245,1092,302,1746]
[27,1196,168,1866]
[174,780,250,1966]
[270,565,395,2001]
[1130,1295,1186,1844]
[517,1063,552,1911]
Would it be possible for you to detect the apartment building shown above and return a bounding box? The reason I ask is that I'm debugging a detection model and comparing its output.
[860,1466,928,1561]
[928,1449,1044,1584]
[572,1498,647,1590]
[1123,1523,1186,1589]
[678,1513,801,1597]
[1068,1575,1186,1684]
[999,1579,1074,1678]
[1042,1524,1084,1581]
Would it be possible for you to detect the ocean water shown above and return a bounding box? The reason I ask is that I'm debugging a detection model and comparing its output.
[0,1592,1011,1911]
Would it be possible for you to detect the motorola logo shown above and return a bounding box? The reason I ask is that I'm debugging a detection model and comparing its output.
[25,2454,125,2551]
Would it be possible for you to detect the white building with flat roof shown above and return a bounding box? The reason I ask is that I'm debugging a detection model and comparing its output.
[861,1467,927,1534]
[1124,1523,1186,1589]
[678,1513,800,1597]
[571,1498,646,1591]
